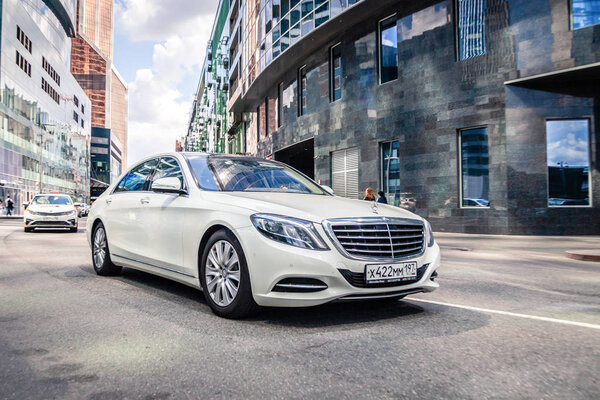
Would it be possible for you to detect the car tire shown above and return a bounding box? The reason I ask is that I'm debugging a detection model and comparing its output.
[70,227,78,232]
[92,222,122,276]
[200,229,260,319]
[24,227,33,232]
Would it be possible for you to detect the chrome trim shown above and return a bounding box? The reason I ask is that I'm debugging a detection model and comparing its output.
[112,253,195,278]
[338,289,424,301]
[273,283,329,290]
[322,217,426,262]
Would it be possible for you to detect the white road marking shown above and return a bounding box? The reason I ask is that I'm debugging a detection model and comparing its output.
[410,298,600,330]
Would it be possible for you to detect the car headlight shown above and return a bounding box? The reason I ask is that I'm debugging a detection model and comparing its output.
[27,210,39,216]
[424,219,434,247]
[251,213,329,250]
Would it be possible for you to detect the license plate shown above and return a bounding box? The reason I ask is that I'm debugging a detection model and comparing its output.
[44,216,59,221]
[365,262,417,284]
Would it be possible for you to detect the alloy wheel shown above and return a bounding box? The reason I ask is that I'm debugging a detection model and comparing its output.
[205,240,241,307]
[93,227,107,268]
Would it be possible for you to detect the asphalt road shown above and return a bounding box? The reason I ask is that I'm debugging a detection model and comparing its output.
[1,219,599,400]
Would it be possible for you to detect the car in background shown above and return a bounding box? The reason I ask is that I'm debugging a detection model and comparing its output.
[462,198,490,207]
[87,153,440,318]
[24,194,79,232]
[74,203,89,217]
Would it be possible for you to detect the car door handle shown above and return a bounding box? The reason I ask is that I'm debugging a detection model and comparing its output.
[105,197,112,205]
[140,197,150,204]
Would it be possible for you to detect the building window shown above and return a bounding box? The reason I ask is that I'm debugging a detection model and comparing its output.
[572,0,600,29]
[381,141,401,207]
[15,51,31,77]
[546,119,591,207]
[457,0,487,60]
[42,57,61,86]
[41,77,60,104]
[330,44,342,102]
[16,26,32,53]
[82,104,85,114]
[459,127,490,207]
[298,66,307,116]
[379,15,398,84]
[256,105,261,141]
[73,111,79,123]
[331,147,359,199]
[74,95,79,107]
[277,82,283,128]
[265,97,270,136]
[81,119,85,128]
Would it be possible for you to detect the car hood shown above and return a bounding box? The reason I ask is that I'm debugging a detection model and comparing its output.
[212,192,423,223]
[28,204,75,213]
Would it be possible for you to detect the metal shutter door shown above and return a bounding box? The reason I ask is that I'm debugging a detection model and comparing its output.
[331,147,359,199]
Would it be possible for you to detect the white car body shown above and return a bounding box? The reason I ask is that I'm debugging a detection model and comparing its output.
[24,194,78,231]
[87,153,440,313]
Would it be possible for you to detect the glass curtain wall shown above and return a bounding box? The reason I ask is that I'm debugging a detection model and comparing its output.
[572,0,600,29]
[457,0,487,60]
[242,0,364,95]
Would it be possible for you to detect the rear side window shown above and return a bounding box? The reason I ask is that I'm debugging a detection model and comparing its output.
[115,159,158,192]
[150,157,185,188]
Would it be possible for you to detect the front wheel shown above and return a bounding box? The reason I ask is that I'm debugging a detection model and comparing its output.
[24,227,33,233]
[200,229,259,319]
[92,222,122,276]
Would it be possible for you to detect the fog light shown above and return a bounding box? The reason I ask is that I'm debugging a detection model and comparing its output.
[430,271,438,281]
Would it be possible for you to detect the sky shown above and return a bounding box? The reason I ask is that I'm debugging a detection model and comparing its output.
[113,0,219,167]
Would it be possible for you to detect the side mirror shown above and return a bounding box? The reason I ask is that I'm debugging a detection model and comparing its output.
[321,185,334,195]
[151,177,185,194]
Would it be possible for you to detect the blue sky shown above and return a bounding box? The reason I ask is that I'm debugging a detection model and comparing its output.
[113,0,219,166]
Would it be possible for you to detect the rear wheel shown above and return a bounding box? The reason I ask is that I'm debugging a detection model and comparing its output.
[200,229,259,319]
[92,222,122,276]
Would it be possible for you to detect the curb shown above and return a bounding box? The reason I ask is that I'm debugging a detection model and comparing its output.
[565,250,600,262]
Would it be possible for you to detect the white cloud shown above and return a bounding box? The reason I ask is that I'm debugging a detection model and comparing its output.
[116,0,218,41]
[116,0,218,166]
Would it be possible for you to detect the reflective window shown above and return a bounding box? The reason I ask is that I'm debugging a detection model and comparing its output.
[184,155,220,191]
[457,0,487,60]
[379,15,398,84]
[330,44,342,101]
[151,157,184,189]
[298,66,307,116]
[381,141,401,207]
[315,1,329,27]
[460,127,490,207]
[31,195,72,205]
[398,2,449,42]
[115,159,157,192]
[205,157,326,194]
[572,0,600,29]
[546,120,591,206]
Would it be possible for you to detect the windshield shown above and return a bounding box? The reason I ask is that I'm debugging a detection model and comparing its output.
[186,155,327,195]
[31,195,72,205]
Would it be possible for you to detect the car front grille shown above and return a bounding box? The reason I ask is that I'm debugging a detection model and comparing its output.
[338,263,429,288]
[32,211,73,216]
[324,218,425,260]
[31,221,72,226]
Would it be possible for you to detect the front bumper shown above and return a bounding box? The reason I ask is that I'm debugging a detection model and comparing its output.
[236,225,440,307]
[24,214,78,229]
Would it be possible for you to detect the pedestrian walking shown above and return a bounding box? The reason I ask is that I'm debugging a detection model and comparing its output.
[376,191,387,204]
[363,187,375,201]
[6,196,14,216]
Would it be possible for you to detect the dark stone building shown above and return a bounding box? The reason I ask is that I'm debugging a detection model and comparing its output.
[219,0,600,234]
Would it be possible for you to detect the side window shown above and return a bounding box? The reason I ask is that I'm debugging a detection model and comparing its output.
[115,159,158,193]
[151,157,184,189]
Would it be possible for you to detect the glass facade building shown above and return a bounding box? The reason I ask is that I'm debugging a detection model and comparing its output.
[0,0,91,215]
[71,0,127,199]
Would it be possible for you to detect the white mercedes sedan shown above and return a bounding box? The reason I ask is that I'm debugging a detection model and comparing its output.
[87,153,440,318]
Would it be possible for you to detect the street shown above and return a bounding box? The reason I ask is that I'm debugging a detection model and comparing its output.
[0,219,599,400]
